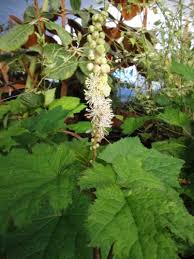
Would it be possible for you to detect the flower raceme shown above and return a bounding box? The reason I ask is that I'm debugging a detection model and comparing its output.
[85,74,114,142]
[84,11,114,155]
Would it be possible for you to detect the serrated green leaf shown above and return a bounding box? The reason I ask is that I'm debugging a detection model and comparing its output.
[66,138,91,163]
[171,60,194,81]
[0,123,28,152]
[5,193,91,259]
[152,138,186,158]
[0,24,34,51]
[99,137,146,164]
[87,185,180,259]
[45,21,72,47]
[79,163,116,190]
[0,143,81,228]
[121,116,151,135]
[90,137,183,190]
[157,108,191,133]
[43,44,77,80]
[18,92,44,109]
[21,107,68,138]
[81,137,194,258]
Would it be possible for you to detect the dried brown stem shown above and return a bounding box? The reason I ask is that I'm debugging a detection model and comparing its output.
[60,0,67,28]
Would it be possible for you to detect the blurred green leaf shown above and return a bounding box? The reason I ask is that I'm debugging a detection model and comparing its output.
[68,121,91,133]
[122,116,151,135]
[43,44,77,80]
[171,60,194,81]
[157,108,191,134]
[70,0,81,10]
[0,24,34,51]
[45,21,72,47]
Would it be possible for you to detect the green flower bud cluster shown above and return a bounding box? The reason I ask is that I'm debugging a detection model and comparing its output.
[86,11,111,75]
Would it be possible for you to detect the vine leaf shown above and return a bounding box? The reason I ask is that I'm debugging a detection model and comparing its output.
[5,193,92,259]
[42,44,78,80]
[0,143,82,228]
[0,24,34,51]
[80,137,194,259]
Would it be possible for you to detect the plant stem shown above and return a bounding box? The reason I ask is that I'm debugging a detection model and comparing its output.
[60,0,67,28]
[61,130,82,140]
[107,245,114,259]
[42,0,49,12]
[25,57,37,90]
[93,248,101,259]
[34,0,44,35]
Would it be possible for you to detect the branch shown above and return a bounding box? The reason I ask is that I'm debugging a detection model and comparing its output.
[61,130,83,140]
[93,248,101,259]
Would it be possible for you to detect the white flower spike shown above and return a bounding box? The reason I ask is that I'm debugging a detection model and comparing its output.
[84,10,114,159]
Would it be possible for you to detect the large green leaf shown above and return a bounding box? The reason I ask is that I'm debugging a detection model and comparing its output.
[5,193,91,259]
[171,60,194,82]
[45,21,72,47]
[0,24,34,51]
[80,137,194,259]
[121,116,151,135]
[0,143,81,228]
[157,108,191,133]
[43,44,77,80]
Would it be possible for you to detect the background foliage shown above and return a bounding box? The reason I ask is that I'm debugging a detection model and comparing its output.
[0,0,194,258]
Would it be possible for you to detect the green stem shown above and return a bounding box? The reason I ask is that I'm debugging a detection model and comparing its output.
[26,57,37,91]
[42,0,49,12]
